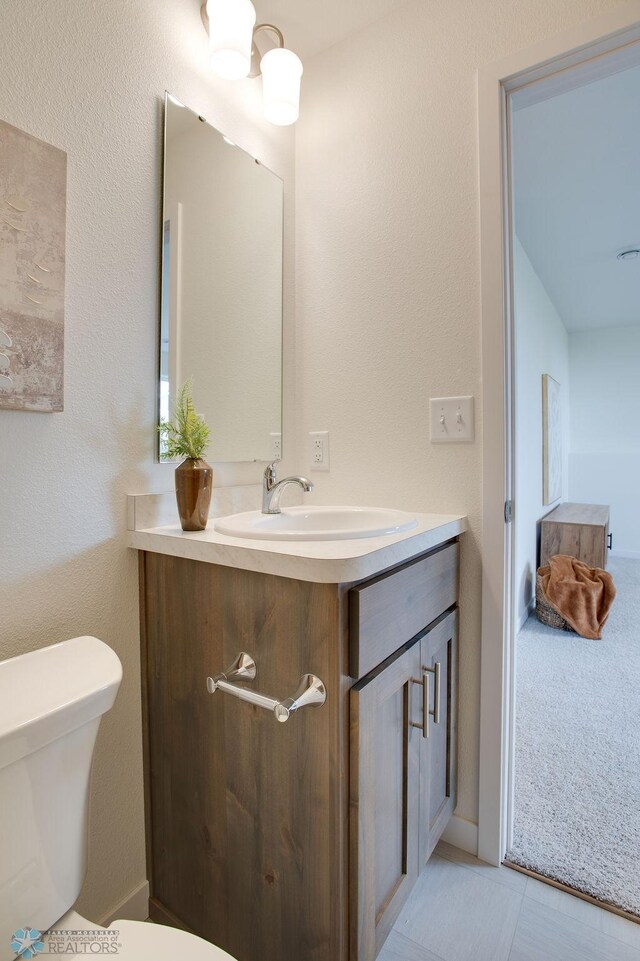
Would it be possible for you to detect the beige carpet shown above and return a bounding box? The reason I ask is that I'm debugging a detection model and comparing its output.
[507,557,640,916]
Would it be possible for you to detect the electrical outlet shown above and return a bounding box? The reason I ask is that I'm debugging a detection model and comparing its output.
[269,432,282,461]
[309,431,330,471]
[430,396,474,443]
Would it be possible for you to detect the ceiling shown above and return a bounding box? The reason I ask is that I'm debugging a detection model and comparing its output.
[512,61,640,332]
[252,0,410,61]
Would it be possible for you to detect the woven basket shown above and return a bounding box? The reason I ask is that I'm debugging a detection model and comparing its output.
[535,571,574,632]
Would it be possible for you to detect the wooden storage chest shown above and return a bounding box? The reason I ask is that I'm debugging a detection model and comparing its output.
[540,502,610,570]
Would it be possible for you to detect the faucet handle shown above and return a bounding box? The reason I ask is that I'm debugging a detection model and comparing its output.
[264,462,277,489]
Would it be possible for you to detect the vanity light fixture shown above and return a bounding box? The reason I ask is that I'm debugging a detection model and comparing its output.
[202,2,303,125]
[260,43,303,126]
[205,0,257,80]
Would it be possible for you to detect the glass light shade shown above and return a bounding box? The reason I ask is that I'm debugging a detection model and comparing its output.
[206,0,256,80]
[260,47,303,126]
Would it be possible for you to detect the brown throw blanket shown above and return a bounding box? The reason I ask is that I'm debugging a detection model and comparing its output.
[539,554,616,640]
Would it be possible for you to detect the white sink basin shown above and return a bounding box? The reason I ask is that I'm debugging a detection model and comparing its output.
[214,506,418,541]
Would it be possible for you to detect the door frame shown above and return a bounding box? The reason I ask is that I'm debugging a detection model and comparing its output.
[477,0,640,866]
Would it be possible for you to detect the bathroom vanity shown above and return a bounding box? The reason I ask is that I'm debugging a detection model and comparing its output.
[137,91,468,961]
[131,507,466,961]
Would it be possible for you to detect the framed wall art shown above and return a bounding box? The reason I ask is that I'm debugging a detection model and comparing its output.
[0,119,67,411]
[542,373,562,505]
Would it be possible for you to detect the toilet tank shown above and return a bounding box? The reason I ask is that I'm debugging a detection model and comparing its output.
[0,637,122,947]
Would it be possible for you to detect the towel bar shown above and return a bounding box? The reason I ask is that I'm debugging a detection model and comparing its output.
[206,652,326,722]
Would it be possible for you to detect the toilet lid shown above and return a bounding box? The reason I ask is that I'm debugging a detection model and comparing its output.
[109,919,237,960]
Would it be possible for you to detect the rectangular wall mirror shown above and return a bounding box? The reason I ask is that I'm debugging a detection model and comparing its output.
[159,92,283,463]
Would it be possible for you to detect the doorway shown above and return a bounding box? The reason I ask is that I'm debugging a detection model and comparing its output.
[505,58,640,916]
[477,0,640,903]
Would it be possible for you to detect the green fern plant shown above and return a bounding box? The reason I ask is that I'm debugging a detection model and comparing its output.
[159,380,211,461]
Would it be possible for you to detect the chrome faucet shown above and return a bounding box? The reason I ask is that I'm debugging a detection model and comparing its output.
[262,462,314,514]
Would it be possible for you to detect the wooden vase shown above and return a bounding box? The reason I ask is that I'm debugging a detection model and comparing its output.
[175,458,213,532]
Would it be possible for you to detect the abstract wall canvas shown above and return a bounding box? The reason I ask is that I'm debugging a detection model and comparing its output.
[542,373,562,505]
[0,119,67,411]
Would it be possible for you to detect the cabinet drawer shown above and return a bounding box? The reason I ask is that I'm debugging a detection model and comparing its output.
[349,542,459,679]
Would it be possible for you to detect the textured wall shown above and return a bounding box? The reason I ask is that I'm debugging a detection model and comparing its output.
[0,0,294,922]
[294,0,625,826]
[513,238,570,627]
[569,326,640,555]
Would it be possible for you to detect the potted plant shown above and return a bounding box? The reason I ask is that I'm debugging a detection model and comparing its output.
[159,380,213,532]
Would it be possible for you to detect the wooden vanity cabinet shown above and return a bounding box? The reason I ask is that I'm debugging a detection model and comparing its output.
[138,538,460,961]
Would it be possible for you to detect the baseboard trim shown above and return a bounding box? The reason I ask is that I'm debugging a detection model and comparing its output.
[610,549,640,560]
[440,815,478,856]
[149,897,193,932]
[518,597,536,632]
[99,880,150,926]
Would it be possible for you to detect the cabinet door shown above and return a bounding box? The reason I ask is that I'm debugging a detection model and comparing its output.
[419,610,458,864]
[350,642,422,961]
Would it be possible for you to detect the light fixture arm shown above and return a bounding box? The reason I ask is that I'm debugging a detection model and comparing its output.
[254,23,284,48]
[250,24,285,77]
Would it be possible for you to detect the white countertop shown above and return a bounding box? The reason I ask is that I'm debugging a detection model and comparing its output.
[127,512,468,583]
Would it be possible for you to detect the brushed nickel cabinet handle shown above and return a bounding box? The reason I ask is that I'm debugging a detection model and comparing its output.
[424,661,441,725]
[207,652,326,723]
[410,672,430,739]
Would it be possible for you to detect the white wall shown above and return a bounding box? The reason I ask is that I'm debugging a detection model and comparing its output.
[513,238,570,627]
[569,326,640,556]
[294,0,623,828]
[0,0,294,922]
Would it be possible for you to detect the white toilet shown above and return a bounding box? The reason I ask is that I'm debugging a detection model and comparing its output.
[0,636,235,960]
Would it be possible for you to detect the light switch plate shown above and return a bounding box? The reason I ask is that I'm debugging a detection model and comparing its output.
[430,396,474,443]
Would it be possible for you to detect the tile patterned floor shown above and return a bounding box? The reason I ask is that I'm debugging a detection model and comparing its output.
[381,842,640,961]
